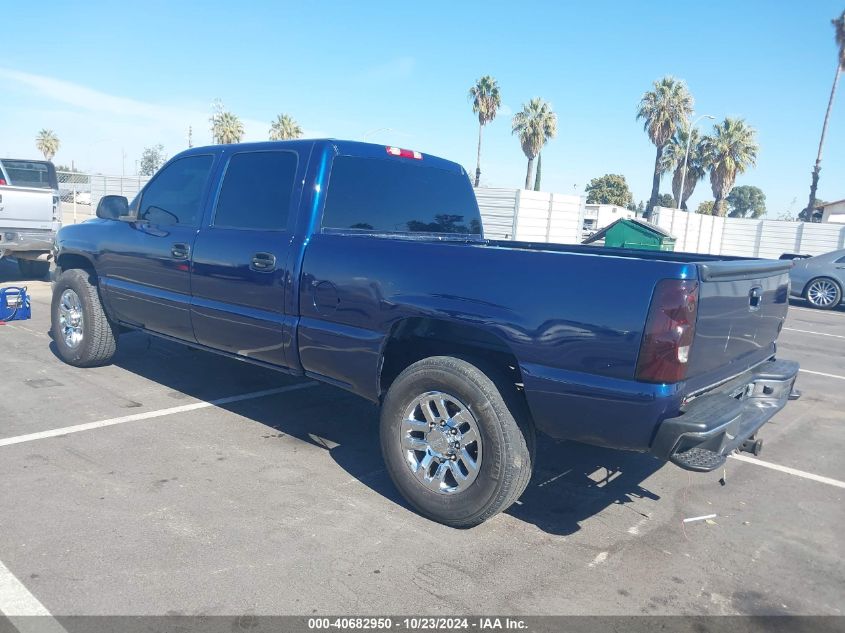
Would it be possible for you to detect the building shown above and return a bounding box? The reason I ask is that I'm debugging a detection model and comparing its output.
[582,204,636,239]
[818,199,845,224]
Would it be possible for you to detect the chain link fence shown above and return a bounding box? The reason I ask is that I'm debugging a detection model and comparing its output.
[57,171,149,224]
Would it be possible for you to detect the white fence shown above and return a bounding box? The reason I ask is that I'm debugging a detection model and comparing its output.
[475,187,584,244]
[58,171,150,224]
[651,206,845,257]
[474,188,519,239]
[475,192,845,258]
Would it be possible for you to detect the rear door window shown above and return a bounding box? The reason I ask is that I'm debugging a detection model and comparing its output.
[0,160,58,189]
[322,157,481,235]
[213,151,298,230]
[138,155,214,226]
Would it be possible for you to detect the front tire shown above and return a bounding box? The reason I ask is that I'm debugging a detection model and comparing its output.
[51,268,118,366]
[380,356,535,528]
[805,277,842,310]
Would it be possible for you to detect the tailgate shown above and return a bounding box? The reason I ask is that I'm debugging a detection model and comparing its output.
[0,159,59,227]
[685,259,792,391]
[0,186,57,227]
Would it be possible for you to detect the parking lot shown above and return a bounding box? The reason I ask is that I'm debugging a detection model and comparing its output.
[0,257,843,618]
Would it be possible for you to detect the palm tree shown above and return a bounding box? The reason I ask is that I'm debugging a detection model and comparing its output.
[269,114,303,141]
[660,128,708,210]
[701,118,759,217]
[468,76,501,187]
[802,10,845,221]
[35,129,60,161]
[511,98,557,190]
[210,110,244,144]
[636,76,694,218]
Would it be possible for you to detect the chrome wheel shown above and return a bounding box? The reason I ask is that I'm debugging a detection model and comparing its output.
[807,279,840,308]
[400,391,482,494]
[58,289,84,349]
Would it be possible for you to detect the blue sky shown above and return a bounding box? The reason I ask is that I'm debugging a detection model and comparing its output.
[1,0,843,216]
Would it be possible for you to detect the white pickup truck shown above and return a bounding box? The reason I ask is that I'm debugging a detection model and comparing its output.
[0,158,62,278]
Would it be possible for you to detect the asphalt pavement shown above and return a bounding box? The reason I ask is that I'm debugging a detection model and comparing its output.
[0,258,842,618]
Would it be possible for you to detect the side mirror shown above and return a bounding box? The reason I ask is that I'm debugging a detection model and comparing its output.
[95,195,130,220]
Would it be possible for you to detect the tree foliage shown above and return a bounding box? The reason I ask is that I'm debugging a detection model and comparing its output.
[469,75,502,187]
[469,76,502,127]
[696,200,715,215]
[585,174,634,207]
[636,76,693,216]
[727,185,766,218]
[139,144,166,177]
[35,129,60,161]
[656,193,676,208]
[659,127,708,210]
[512,98,557,190]
[269,114,303,141]
[701,117,758,216]
[210,100,244,144]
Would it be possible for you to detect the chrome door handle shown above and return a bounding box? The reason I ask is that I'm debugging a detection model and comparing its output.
[250,252,276,272]
[171,243,190,259]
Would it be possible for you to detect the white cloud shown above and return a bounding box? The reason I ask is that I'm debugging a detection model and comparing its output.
[0,67,323,173]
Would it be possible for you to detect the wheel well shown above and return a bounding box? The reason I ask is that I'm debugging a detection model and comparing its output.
[56,253,96,278]
[379,317,526,399]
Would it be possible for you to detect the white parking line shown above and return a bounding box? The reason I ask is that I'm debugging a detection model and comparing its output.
[784,327,845,340]
[729,454,845,489]
[0,382,318,449]
[789,305,843,315]
[0,559,68,633]
[799,368,845,381]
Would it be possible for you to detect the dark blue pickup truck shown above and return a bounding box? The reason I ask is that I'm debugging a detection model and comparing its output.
[51,140,799,526]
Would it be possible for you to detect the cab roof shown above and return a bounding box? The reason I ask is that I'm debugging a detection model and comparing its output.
[178,139,467,175]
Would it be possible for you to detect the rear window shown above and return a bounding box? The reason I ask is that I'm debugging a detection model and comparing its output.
[0,159,58,189]
[322,157,481,235]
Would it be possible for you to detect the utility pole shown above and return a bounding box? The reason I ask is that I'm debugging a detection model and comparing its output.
[188,126,193,148]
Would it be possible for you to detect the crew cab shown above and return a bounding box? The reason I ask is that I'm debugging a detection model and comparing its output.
[51,140,800,527]
[0,158,61,278]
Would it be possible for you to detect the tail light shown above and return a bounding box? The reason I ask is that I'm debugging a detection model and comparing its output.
[386,146,422,159]
[635,279,699,383]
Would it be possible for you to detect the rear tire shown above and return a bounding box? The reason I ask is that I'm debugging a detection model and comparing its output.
[380,356,535,528]
[805,277,842,310]
[51,268,118,367]
[17,259,50,280]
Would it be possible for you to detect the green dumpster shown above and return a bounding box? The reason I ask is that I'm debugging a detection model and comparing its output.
[582,218,676,251]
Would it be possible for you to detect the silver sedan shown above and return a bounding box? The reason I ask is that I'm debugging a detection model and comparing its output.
[789,248,845,309]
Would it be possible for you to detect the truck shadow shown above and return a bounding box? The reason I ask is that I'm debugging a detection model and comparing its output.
[505,440,661,534]
[48,331,663,535]
[0,257,51,282]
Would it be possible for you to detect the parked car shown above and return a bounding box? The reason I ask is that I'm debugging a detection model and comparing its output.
[50,140,800,526]
[74,191,92,205]
[789,248,845,309]
[0,158,61,278]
